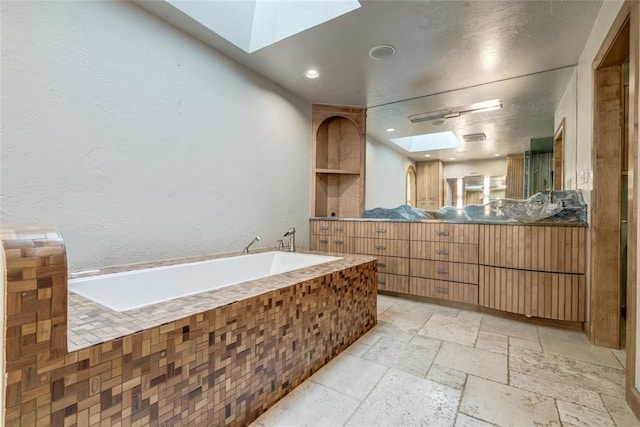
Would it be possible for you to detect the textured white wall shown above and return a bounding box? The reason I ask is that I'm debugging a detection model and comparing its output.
[554,68,578,190]
[365,138,414,209]
[1,1,311,271]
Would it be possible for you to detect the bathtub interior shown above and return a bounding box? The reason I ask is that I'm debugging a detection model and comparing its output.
[68,251,342,312]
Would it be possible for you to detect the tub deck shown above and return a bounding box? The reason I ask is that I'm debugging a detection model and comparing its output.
[68,249,376,350]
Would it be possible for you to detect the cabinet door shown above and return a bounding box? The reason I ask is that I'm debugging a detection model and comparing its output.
[416,161,443,210]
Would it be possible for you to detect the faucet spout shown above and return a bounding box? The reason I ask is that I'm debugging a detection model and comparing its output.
[243,236,261,254]
[283,226,296,252]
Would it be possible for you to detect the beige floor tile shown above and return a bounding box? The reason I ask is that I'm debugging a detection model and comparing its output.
[455,413,497,427]
[343,341,372,357]
[600,394,640,426]
[509,346,625,398]
[376,294,397,313]
[426,364,467,389]
[409,334,443,351]
[367,320,414,342]
[475,330,508,355]
[434,342,508,384]
[310,353,388,401]
[378,304,432,330]
[509,371,605,411]
[419,313,481,347]
[254,380,360,427]
[480,315,539,340]
[362,336,438,377]
[345,368,461,427]
[460,376,560,427]
[539,331,623,369]
[612,348,627,369]
[556,400,615,427]
[354,329,383,346]
[537,325,589,343]
[413,300,461,317]
[509,336,542,352]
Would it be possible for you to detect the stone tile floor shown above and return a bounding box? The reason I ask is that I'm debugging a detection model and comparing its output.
[251,294,640,427]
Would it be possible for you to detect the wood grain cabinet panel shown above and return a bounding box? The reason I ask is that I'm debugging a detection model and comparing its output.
[376,256,409,276]
[310,235,354,254]
[479,225,586,274]
[410,241,479,264]
[378,273,408,293]
[353,222,410,240]
[478,266,586,322]
[410,259,478,284]
[354,238,410,258]
[311,221,355,236]
[409,277,478,305]
[410,223,479,244]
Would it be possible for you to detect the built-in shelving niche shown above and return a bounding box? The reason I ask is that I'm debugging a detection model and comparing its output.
[311,105,366,218]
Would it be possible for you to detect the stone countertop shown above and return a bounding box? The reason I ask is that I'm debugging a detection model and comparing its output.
[309,217,588,227]
[67,249,376,351]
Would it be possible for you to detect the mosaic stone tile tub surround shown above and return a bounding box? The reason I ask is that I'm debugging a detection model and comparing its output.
[1,226,377,426]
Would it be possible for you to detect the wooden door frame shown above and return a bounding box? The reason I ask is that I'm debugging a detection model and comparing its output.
[591,0,640,417]
[553,119,565,190]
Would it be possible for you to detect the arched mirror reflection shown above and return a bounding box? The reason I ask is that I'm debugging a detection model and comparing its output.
[406,166,416,206]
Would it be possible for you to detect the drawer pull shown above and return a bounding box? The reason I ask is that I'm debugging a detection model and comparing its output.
[378,280,386,285]
[335,226,344,231]
[436,268,449,274]
[319,239,329,244]
[334,240,344,245]
[378,262,386,268]
[375,245,386,250]
[436,249,449,255]
[436,231,449,236]
[435,286,449,294]
[376,228,387,233]
[320,225,329,231]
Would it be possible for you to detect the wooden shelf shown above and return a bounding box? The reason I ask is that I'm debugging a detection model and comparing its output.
[316,169,361,175]
[311,104,366,218]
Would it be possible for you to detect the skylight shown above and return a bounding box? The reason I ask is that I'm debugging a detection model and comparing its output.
[390,131,462,153]
[167,0,361,53]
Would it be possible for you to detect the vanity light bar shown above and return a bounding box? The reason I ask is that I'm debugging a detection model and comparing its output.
[409,99,502,123]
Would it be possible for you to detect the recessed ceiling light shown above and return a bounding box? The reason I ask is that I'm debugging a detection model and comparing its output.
[449,157,456,160]
[494,153,501,157]
[424,154,431,157]
[386,128,396,132]
[304,69,320,79]
[369,44,396,60]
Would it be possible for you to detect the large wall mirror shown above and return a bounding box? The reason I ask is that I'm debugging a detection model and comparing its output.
[366,66,577,208]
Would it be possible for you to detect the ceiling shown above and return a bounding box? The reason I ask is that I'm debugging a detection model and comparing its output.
[134,0,603,162]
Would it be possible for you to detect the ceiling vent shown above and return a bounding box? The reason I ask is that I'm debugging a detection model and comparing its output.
[463,133,487,142]
[369,44,396,60]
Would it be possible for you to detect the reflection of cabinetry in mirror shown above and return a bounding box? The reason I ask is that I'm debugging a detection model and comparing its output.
[416,160,443,210]
[506,154,525,199]
[312,104,366,218]
[447,175,507,206]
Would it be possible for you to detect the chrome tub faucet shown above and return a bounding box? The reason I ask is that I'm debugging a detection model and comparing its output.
[283,226,296,252]
[243,236,261,253]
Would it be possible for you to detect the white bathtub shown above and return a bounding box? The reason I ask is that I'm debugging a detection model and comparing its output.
[68,251,341,312]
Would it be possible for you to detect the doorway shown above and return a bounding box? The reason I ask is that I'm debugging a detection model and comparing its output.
[591,1,640,417]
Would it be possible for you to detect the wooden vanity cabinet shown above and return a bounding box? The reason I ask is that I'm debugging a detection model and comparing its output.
[409,223,479,304]
[416,161,444,210]
[353,222,410,293]
[310,220,355,254]
[478,225,587,322]
[309,219,587,325]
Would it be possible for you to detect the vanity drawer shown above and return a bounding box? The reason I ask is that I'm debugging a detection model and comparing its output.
[378,273,408,293]
[354,222,410,240]
[410,259,478,284]
[411,241,479,263]
[354,238,410,258]
[376,256,409,276]
[310,235,354,254]
[409,277,478,305]
[410,223,479,244]
[311,221,354,236]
